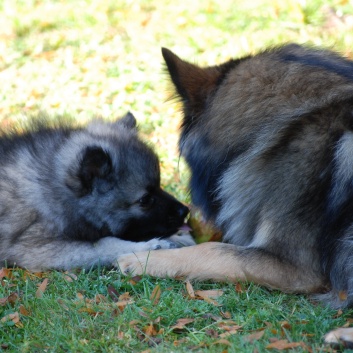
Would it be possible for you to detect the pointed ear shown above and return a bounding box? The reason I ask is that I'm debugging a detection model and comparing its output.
[66,146,112,196]
[162,48,223,115]
[114,112,137,131]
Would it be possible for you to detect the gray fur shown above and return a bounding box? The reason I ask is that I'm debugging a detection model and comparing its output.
[0,113,193,271]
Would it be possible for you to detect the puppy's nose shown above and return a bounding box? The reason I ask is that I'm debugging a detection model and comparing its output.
[176,204,189,219]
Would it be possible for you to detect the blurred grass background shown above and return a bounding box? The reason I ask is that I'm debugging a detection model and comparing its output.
[1,1,353,352]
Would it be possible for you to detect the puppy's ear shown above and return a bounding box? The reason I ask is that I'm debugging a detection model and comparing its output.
[117,112,137,130]
[66,146,112,196]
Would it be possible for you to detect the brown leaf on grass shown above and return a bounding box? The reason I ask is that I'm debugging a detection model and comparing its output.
[218,321,242,337]
[117,331,125,340]
[63,272,77,282]
[243,330,265,343]
[205,328,219,338]
[280,321,291,330]
[202,313,222,321]
[76,292,84,301]
[129,275,142,285]
[212,338,231,346]
[19,304,30,316]
[220,311,231,319]
[115,300,134,312]
[195,289,223,306]
[115,295,134,312]
[78,307,103,316]
[107,285,119,302]
[185,280,195,299]
[150,284,161,305]
[0,293,17,307]
[0,268,13,279]
[195,289,224,299]
[57,299,69,311]
[235,282,244,293]
[119,292,131,301]
[171,318,195,331]
[173,337,189,346]
[266,339,306,350]
[22,270,45,280]
[35,278,48,298]
[220,329,239,338]
[143,323,158,337]
[1,312,22,327]
[94,294,108,304]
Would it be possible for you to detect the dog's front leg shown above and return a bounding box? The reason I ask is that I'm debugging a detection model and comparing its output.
[117,242,325,293]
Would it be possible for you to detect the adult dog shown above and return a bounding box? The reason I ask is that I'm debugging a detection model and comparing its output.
[118,44,353,315]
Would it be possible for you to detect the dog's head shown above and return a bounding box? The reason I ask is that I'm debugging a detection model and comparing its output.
[162,49,242,219]
[64,112,189,241]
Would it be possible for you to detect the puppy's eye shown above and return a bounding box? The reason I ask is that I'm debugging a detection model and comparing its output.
[139,194,155,208]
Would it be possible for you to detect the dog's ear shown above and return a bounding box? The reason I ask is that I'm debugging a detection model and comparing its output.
[66,146,112,196]
[162,48,224,115]
[116,112,137,130]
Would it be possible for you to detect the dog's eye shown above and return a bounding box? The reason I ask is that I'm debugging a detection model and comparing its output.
[139,194,155,208]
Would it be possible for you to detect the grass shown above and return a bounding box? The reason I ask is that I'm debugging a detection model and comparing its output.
[1,0,353,351]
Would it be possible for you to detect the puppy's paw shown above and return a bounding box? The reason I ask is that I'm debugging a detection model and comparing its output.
[165,233,196,247]
[142,238,177,251]
[325,327,353,349]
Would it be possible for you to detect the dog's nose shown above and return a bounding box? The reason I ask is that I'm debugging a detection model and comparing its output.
[176,204,189,219]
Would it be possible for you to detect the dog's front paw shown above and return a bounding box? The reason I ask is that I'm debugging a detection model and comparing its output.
[117,252,149,276]
[325,327,353,349]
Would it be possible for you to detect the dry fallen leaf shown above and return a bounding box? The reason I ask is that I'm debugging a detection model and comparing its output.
[107,285,119,302]
[78,307,102,316]
[94,294,108,304]
[212,338,231,346]
[116,299,134,312]
[19,304,30,316]
[173,337,189,347]
[76,292,85,301]
[243,330,265,343]
[171,318,195,331]
[1,312,22,327]
[218,321,242,337]
[150,284,161,305]
[35,278,48,298]
[235,282,244,293]
[266,339,305,350]
[143,323,158,337]
[129,275,142,285]
[185,280,195,299]
[63,272,77,282]
[0,268,13,279]
[119,292,131,301]
[220,311,232,319]
[194,289,223,306]
[195,289,223,298]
